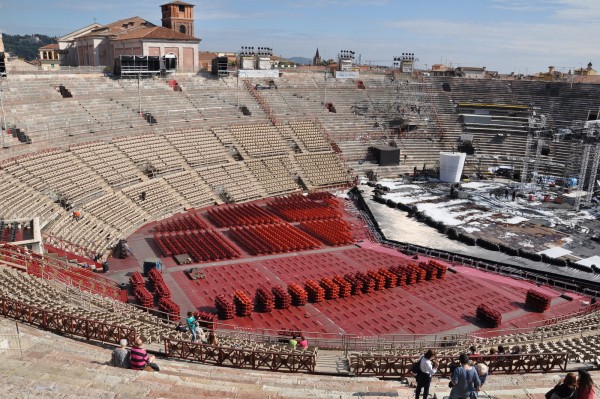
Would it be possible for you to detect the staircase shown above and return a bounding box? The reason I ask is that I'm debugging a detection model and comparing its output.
[314,351,352,375]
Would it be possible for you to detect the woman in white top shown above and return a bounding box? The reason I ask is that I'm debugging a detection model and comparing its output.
[416,349,437,399]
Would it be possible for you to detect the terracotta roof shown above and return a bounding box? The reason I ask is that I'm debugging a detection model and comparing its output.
[75,16,199,41]
[114,26,200,42]
[39,43,59,50]
[161,1,195,6]
[78,17,152,38]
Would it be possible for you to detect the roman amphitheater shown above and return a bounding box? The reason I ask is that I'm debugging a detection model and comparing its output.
[1,46,600,397]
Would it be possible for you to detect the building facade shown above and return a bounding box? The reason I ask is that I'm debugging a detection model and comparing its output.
[48,2,200,72]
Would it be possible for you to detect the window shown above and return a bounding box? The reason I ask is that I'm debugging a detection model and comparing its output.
[179,25,187,34]
[179,5,185,12]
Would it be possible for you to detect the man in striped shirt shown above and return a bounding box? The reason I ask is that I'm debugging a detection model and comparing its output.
[130,338,158,371]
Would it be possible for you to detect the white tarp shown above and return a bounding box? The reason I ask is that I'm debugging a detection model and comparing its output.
[576,256,600,270]
[537,247,572,258]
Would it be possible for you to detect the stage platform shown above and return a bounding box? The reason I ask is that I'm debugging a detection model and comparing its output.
[106,197,588,338]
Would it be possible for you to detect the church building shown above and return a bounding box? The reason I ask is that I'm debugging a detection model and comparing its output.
[51,1,200,72]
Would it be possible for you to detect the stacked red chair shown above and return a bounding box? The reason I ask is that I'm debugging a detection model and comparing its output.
[215,294,235,320]
[154,229,240,262]
[233,290,254,317]
[133,285,154,308]
[387,266,408,286]
[355,272,375,294]
[287,283,308,306]
[255,287,275,313]
[476,304,502,327]
[305,280,325,303]
[333,275,352,297]
[272,285,292,309]
[228,223,320,255]
[526,290,552,312]
[418,262,438,281]
[154,213,206,232]
[429,260,448,279]
[378,268,398,288]
[158,297,180,321]
[320,277,340,300]
[129,272,145,288]
[267,195,340,222]
[367,270,386,291]
[207,203,281,227]
[343,274,364,295]
[148,268,171,298]
[300,219,354,246]
[193,311,218,330]
[406,262,425,283]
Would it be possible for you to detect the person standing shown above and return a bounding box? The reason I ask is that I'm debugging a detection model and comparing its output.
[415,349,437,399]
[186,311,196,342]
[449,353,481,399]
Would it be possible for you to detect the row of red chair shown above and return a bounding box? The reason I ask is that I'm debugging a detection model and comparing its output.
[209,261,450,319]
[300,219,354,246]
[228,223,320,255]
[158,297,180,321]
[234,290,254,317]
[207,203,281,227]
[154,213,206,232]
[255,287,275,313]
[476,304,502,327]
[307,192,336,202]
[267,195,340,222]
[154,230,240,262]
[215,294,235,320]
[526,289,551,312]
[305,280,325,303]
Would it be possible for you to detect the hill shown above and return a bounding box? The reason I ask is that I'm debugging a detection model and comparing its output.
[288,56,312,65]
[2,34,57,61]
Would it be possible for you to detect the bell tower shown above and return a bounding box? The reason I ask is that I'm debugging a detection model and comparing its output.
[161,1,195,37]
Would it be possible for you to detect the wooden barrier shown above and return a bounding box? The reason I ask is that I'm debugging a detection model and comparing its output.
[0,296,136,345]
[349,352,569,377]
[164,338,316,373]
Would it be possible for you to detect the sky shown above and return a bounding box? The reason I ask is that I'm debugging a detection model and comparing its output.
[0,0,598,74]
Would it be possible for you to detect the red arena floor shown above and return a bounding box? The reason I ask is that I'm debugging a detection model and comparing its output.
[107,196,587,339]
